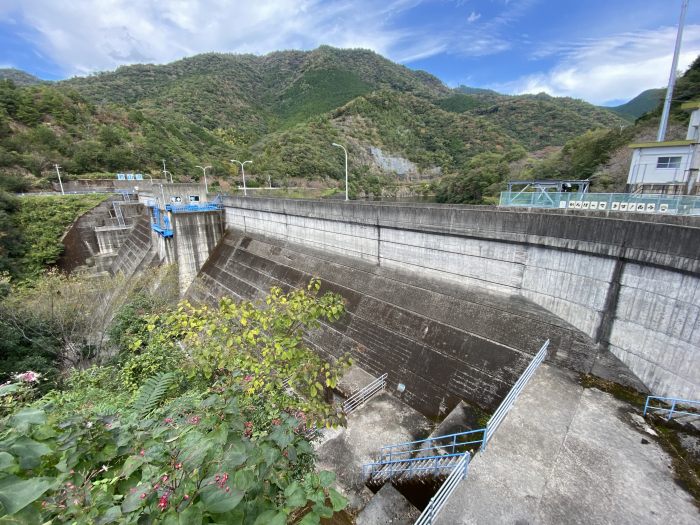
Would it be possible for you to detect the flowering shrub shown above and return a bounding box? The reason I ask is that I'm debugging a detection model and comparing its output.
[0,281,351,522]
[0,380,346,523]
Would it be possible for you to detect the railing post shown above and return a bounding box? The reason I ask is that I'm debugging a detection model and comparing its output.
[643,397,650,417]
[452,434,457,454]
[668,400,676,421]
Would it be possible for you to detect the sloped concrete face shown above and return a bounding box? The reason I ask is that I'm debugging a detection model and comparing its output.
[435,365,700,525]
[356,483,420,525]
[188,229,597,417]
[220,197,700,399]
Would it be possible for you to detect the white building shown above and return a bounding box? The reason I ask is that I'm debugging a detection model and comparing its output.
[627,101,700,195]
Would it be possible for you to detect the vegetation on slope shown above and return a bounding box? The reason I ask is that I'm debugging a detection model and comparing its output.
[0,275,350,523]
[0,193,107,282]
[607,88,665,121]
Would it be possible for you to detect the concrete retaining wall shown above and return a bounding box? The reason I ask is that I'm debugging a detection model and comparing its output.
[172,211,224,292]
[220,197,700,399]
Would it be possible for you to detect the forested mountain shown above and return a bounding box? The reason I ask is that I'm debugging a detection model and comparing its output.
[0,68,44,86]
[607,88,665,121]
[1,46,630,193]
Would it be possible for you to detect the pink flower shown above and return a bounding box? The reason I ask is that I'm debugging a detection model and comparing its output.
[164,417,173,424]
[139,449,145,456]
[243,375,253,382]
[14,370,41,383]
[271,418,281,426]
[188,416,201,425]
[158,494,169,511]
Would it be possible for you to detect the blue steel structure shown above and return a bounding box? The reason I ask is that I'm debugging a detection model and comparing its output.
[361,339,550,525]
[149,196,222,238]
[643,395,700,421]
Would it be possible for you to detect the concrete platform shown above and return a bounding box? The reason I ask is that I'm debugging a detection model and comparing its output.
[436,364,699,525]
[314,391,433,512]
[356,483,420,525]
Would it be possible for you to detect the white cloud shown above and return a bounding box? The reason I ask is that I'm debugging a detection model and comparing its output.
[491,25,700,104]
[467,11,481,23]
[2,0,434,76]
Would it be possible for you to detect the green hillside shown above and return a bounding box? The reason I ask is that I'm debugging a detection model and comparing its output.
[607,88,664,121]
[0,46,632,192]
[0,68,44,86]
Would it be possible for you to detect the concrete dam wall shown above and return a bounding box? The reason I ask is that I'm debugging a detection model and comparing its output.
[197,197,700,404]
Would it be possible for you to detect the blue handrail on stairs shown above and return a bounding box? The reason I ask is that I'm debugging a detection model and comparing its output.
[643,395,700,420]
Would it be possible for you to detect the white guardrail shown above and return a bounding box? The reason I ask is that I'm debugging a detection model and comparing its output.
[343,373,387,415]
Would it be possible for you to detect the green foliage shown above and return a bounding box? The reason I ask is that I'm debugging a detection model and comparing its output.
[132,372,175,416]
[534,127,636,182]
[8,194,107,280]
[607,88,664,121]
[0,280,351,523]
[434,151,515,204]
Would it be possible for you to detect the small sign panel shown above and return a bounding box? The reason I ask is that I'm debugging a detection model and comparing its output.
[582,202,590,209]
[611,202,619,210]
[660,203,669,212]
[590,202,598,210]
[646,203,656,211]
[620,203,628,211]
[599,202,607,210]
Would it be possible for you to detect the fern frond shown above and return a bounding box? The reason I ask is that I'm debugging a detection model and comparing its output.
[133,372,175,416]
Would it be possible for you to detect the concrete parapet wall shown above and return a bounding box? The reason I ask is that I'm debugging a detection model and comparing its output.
[220,197,700,399]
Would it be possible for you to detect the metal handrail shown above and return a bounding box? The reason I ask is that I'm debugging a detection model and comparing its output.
[378,428,486,461]
[363,451,467,477]
[415,453,471,525]
[483,339,549,448]
[343,373,387,414]
[643,395,700,420]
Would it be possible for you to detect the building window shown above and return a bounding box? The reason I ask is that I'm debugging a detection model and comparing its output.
[656,156,682,169]
[189,195,200,202]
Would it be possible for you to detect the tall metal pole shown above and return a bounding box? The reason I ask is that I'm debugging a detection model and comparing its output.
[196,165,211,193]
[332,143,348,201]
[54,163,64,195]
[658,0,689,142]
[231,159,252,197]
[162,159,173,184]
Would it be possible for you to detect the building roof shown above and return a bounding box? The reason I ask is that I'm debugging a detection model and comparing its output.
[628,139,697,149]
[680,100,700,110]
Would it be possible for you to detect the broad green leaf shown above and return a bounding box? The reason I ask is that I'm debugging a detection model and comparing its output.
[95,506,122,524]
[233,469,254,492]
[298,511,320,525]
[0,384,19,397]
[328,488,348,512]
[283,482,306,508]
[253,510,286,525]
[7,437,52,469]
[319,471,335,488]
[10,409,45,428]
[0,476,54,515]
[178,504,203,525]
[120,455,145,478]
[121,485,149,513]
[200,485,244,513]
[0,452,16,473]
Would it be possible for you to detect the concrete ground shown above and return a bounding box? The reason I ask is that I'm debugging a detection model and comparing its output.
[314,391,433,512]
[436,364,700,525]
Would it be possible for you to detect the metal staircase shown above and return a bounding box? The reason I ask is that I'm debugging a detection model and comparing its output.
[363,428,485,488]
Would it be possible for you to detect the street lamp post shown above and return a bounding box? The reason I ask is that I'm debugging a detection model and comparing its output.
[54,163,65,195]
[195,165,212,193]
[231,159,252,196]
[162,159,173,184]
[332,143,348,201]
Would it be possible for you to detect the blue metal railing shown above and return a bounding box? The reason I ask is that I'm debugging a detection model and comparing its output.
[150,206,173,237]
[499,191,700,215]
[415,453,470,525]
[361,339,550,525]
[165,202,222,213]
[643,395,700,421]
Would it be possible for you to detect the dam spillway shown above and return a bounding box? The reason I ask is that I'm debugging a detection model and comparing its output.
[180,196,700,415]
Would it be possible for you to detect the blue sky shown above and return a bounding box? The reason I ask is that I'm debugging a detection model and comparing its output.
[2,0,700,105]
